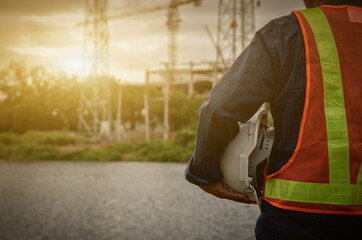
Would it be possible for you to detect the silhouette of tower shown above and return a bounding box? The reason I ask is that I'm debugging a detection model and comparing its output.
[216,0,257,63]
[78,0,113,143]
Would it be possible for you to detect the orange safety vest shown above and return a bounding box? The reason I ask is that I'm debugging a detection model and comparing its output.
[263,5,362,215]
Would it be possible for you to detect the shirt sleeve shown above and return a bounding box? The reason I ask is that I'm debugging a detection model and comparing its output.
[185,19,279,185]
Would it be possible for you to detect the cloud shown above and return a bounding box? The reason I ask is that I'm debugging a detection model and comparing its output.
[112,41,131,51]
[0,0,83,16]
[11,46,62,57]
[0,16,81,47]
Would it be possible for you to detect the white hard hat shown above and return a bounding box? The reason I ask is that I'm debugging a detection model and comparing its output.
[220,107,275,204]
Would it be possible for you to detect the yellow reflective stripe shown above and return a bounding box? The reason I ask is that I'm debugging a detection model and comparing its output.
[265,179,362,205]
[302,8,350,184]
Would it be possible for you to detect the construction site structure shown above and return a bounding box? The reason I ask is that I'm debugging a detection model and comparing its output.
[77,0,258,142]
[77,0,202,142]
[78,0,113,143]
[125,0,203,141]
[144,0,259,141]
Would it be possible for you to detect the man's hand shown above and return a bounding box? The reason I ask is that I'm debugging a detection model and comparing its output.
[199,181,256,204]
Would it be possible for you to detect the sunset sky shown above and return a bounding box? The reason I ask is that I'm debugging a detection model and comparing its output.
[0,0,305,82]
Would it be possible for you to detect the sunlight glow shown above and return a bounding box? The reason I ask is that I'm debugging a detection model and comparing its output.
[62,55,84,76]
[11,46,62,57]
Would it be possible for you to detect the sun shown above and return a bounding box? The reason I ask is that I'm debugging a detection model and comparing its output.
[61,53,85,76]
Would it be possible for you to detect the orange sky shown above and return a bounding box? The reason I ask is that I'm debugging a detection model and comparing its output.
[0,0,305,82]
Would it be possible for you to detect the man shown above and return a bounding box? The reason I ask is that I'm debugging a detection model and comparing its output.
[185,0,362,239]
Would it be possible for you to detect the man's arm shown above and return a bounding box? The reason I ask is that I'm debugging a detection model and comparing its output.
[185,19,279,201]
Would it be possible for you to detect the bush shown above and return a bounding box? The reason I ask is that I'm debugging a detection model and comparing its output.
[134,140,193,163]
[21,131,77,146]
[0,130,195,162]
[156,146,193,163]
[175,129,196,148]
[111,142,136,154]
[15,143,58,160]
[58,149,84,161]
[169,91,204,131]
[79,149,106,161]
[0,132,20,145]
[0,143,13,159]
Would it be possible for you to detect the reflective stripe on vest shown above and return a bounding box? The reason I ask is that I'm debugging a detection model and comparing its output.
[263,6,362,215]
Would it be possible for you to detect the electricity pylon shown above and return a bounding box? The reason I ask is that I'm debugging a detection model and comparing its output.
[78,0,113,143]
[216,0,258,64]
[77,0,202,141]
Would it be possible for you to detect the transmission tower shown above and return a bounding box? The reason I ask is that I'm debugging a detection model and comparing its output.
[216,0,258,65]
[78,0,113,143]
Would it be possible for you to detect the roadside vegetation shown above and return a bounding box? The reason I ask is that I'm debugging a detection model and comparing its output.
[0,62,205,134]
[0,62,206,162]
[0,129,196,162]
[0,62,277,163]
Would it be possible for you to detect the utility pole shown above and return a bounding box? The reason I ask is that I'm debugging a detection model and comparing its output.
[164,0,201,140]
[78,0,113,143]
[144,71,150,142]
[188,61,194,98]
[116,82,125,142]
[164,65,170,141]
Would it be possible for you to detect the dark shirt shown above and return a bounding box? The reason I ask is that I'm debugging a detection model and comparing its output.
[185,1,362,238]
[185,0,362,186]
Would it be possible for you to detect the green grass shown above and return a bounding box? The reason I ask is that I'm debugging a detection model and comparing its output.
[0,130,196,162]
[0,132,20,145]
[21,131,78,146]
[135,140,192,163]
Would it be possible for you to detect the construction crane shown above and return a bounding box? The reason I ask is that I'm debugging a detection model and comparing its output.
[77,0,202,72]
[78,0,260,142]
[77,0,202,142]
[107,0,203,141]
[76,0,202,141]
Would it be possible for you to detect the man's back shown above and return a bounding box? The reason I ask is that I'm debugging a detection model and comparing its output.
[185,0,362,239]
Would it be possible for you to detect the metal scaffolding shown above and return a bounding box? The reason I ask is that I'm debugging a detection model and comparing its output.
[78,0,113,143]
[144,0,258,141]
[144,61,218,141]
[216,0,256,62]
[77,0,202,142]
[76,0,258,142]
